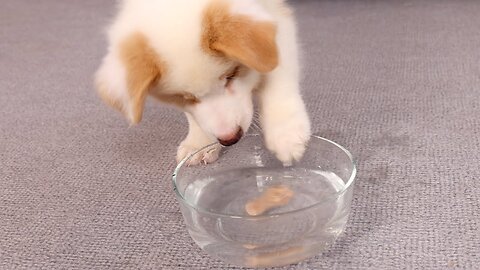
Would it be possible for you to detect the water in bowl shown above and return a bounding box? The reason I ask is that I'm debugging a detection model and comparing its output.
[180,167,351,267]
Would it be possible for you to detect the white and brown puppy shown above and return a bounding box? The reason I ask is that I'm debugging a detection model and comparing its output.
[95,0,311,165]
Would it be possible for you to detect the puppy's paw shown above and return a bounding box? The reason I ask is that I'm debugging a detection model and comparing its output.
[263,112,311,165]
[176,139,221,165]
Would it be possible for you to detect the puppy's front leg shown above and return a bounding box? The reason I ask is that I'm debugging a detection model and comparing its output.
[258,19,311,165]
[177,113,220,165]
[259,75,311,165]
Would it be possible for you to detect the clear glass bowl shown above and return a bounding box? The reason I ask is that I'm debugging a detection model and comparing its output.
[172,134,356,268]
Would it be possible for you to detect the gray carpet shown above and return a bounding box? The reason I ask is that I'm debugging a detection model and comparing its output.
[1,0,479,269]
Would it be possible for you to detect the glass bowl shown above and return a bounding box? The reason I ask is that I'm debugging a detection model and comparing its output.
[172,134,356,268]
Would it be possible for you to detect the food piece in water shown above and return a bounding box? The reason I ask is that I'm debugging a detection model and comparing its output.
[245,246,305,268]
[245,185,294,216]
[242,244,259,250]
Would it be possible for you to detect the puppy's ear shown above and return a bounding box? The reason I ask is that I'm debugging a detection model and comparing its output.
[95,33,162,124]
[203,0,279,73]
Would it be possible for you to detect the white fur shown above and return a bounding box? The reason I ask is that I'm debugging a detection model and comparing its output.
[95,50,133,120]
[229,0,273,22]
[96,0,311,165]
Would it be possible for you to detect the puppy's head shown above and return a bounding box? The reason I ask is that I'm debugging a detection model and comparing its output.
[95,0,278,145]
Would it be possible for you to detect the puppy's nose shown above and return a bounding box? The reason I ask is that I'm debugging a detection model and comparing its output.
[218,128,243,146]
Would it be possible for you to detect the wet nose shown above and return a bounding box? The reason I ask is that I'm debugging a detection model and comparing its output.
[218,128,243,146]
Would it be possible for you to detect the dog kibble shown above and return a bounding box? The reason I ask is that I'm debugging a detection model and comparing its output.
[245,185,294,216]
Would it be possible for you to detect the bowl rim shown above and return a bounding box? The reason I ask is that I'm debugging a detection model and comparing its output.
[172,134,357,219]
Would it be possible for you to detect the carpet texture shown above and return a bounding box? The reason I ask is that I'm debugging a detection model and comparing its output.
[1,0,479,269]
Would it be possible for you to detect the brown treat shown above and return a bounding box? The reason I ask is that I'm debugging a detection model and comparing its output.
[245,246,305,268]
[245,185,294,216]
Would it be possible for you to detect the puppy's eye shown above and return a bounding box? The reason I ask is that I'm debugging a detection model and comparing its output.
[225,76,234,87]
[224,66,240,87]
[182,93,200,105]
[183,93,198,102]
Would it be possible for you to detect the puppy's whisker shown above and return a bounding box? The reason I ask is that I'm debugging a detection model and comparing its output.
[253,118,262,128]
[251,122,263,135]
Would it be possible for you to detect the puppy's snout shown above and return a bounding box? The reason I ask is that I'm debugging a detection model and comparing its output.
[218,128,243,146]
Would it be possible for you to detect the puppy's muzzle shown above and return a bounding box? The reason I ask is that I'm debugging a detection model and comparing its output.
[218,128,243,146]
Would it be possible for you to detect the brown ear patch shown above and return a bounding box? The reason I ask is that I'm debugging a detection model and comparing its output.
[119,32,164,124]
[202,1,278,73]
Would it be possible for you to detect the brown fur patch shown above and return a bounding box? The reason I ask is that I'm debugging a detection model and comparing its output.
[202,1,278,73]
[119,32,164,124]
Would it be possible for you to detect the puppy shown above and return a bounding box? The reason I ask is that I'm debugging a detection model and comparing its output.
[95,0,311,165]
